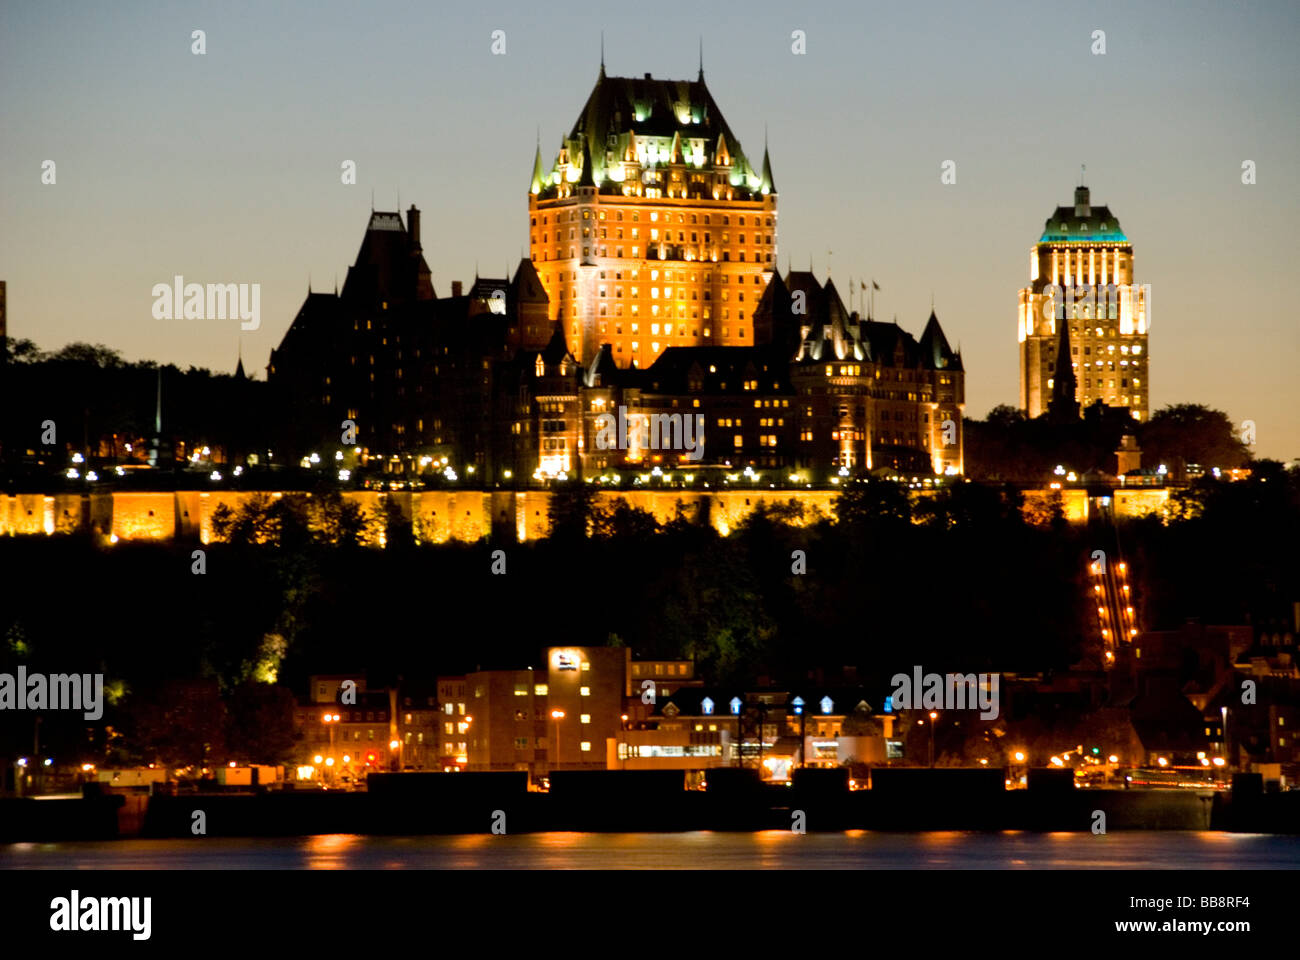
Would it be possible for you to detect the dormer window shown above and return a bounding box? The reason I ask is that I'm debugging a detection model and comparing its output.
[535,356,544,377]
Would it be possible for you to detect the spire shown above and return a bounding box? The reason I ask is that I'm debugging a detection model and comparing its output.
[530,140,546,195]
[235,341,246,380]
[698,37,704,80]
[600,32,605,78]
[920,308,954,369]
[760,132,776,195]
[149,367,162,467]
[1049,318,1080,421]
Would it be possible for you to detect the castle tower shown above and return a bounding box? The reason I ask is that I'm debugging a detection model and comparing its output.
[1018,183,1149,421]
[528,65,777,367]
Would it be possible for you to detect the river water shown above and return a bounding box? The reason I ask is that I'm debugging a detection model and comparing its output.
[4,830,1300,869]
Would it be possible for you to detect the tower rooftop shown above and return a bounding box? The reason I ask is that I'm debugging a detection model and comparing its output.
[1038,186,1127,243]
[533,69,769,198]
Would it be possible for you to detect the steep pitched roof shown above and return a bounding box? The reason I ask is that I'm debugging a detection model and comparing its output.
[918,310,961,371]
[341,210,434,307]
[541,321,572,365]
[538,71,764,197]
[761,145,776,195]
[529,143,546,195]
[585,343,621,387]
[509,258,548,305]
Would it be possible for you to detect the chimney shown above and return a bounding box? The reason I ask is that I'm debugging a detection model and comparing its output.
[451,280,463,297]
[407,205,421,247]
[1074,186,1091,217]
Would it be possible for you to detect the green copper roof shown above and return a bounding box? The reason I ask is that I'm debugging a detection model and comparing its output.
[1038,187,1127,243]
[761,145,776,195]
[534,70,767,198]
[530,144,546,195]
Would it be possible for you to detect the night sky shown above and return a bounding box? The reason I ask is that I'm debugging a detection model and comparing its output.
[2,0,1296,458]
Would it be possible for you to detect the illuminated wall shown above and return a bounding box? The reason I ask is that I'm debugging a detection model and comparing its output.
[111,493,177,541]
[1,486,1171,544]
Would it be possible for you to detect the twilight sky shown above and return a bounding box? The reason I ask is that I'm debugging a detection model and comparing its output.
[2,0,1297,459]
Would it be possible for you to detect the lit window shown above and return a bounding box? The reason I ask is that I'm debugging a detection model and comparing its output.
[580,686,591,697]
[581,714,591,724]
[534,684,548,695]
[580,742,592,752]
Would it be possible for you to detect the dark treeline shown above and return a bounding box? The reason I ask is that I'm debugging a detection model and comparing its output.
[2,470,1296,767]
[964,402,1252,482]
[0,340,265,476]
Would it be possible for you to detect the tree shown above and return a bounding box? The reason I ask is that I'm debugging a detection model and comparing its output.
[225,683,297,765]
[313,490,374,547]
[835,480,913,527]
[1141,404,1249,469]
[547,481,599,541]
[985,404,1027,429]
[48,342,125,368]
[592,498,659,539]
[382,496,415,551]
[133,679,227,770]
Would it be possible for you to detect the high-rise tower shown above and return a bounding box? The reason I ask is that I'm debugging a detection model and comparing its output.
[528,65,777,367]
[1018,184,1149,421]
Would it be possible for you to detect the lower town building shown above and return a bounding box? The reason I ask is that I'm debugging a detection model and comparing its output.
[624,686,895,782]
[292,675,439,782]
[439,645,634,779]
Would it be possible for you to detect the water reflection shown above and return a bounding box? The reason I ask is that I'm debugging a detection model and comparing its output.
[3,831,1299,870]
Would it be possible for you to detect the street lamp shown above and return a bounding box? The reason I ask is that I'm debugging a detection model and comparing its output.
[620,714,629,771]
[928,712,938,768]
[322,713,340,784]
[1221,706,1229,771]
[551,709,565,772]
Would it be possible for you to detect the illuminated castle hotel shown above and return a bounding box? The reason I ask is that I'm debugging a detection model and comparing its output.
[528,63,776,366]
[1017,184,1149,421]
[268,64,965,480]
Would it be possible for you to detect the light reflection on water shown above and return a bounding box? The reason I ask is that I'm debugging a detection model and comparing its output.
[3,831,1298,870]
